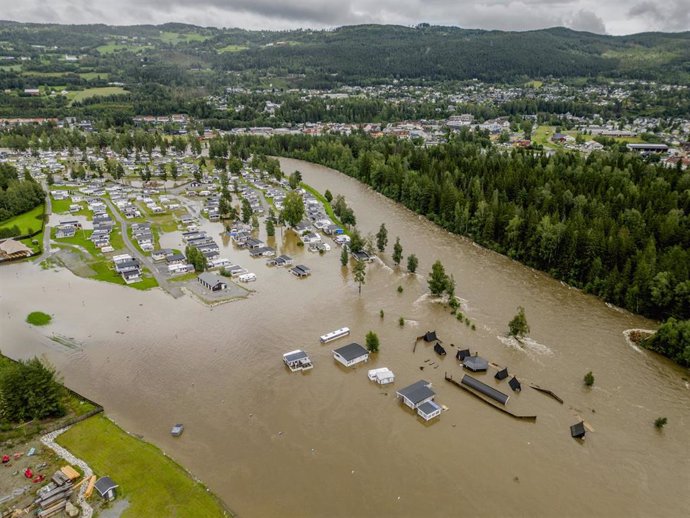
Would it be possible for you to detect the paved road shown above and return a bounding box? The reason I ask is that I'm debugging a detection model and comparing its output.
[33,185,52,264]
[105,199,184,298]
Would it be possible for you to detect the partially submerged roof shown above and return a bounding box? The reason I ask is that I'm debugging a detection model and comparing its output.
[333,342,368,361]
[397,380,435,405]
[509,376,522,392]
[417,400,441,416]
[461,375,510,405]
[456,349,471,361]
[423,330,438,342]
[463,355,489,372]
[570,421,586,439]
[495,368,509,380]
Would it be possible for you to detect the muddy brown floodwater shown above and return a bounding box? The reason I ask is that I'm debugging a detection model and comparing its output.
[1,158,688,517]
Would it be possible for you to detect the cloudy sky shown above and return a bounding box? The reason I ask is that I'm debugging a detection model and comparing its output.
[1,0,688,35]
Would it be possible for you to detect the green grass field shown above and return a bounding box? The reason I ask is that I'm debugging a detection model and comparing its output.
[0,204,45,235]
[96,43,132,54]
[218,44,249,53]
[69,86,128,103]
[159,31,211,44]
[56,415,229,518]
[79,72,109,80]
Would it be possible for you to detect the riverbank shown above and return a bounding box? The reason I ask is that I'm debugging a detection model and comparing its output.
[56,415,231,518]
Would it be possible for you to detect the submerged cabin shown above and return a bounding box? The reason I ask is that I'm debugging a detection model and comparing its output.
[456,349,471,361]
[509,376,522,392]
[461,375,510,405]
[495,368,509,381]
[290,264,311,277]
[423,331,438,343]
[197,272,228,291]
[283,349,313,372]
[433,343,447,356]
[463,355,489,372]
[332,343,369,368]
[368,367,395,385]
[94,477,119,502]
[570,421,586,439]
[171,424,184,437]
[396,380,442,421]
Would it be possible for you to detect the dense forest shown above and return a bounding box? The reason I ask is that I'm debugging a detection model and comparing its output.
[228,131,690,327]
[0,163,45,224]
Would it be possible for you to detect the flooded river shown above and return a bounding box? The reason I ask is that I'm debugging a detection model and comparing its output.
[1,158,688,517]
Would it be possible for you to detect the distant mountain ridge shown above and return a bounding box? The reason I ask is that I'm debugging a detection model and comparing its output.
[0,21,688,84]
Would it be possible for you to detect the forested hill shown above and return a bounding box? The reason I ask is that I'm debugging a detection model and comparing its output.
[0,21,688,86]
[214,25,690,84]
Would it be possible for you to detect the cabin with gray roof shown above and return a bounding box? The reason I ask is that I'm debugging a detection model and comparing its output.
[332,342,369,368]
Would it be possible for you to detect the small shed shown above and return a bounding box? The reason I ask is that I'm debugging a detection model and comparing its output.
[456,349,471,361]
[463,355,488,372]
[509,376,522,392]
[570,421,586,439]
[495,368,509,381]
[423,331,438,343]
[433,343,447,356]
[94,476,119,501]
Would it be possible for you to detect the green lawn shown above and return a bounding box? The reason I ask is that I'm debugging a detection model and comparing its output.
[159,31,211,44]
[56,415,229,518]
[69,87,128,103]
[218,44,249,53]
[79,72,109,80]
[0,204,45,235]
[96,43,132,54]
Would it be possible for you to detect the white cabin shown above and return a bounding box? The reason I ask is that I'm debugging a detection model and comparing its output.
[283,349,313,372]
[368,368,395,385]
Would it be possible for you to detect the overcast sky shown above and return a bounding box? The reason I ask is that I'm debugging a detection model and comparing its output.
[1,0,688,35]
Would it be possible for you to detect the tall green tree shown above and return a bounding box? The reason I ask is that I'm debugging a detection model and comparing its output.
[376,223,388,253]
[392,237,403,266]
[281,191,305,227]
[428,260,449,296]
[508,306,530,338]
[353,260,366,294]
[407,254,419,273]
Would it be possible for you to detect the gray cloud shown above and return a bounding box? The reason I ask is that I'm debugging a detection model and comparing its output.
[569,10,607,34]
[0,0,687,34]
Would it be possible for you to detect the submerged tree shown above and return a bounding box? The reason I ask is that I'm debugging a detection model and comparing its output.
[353,260,366,294]
[340,247,349,267]
[365,331,380,353]
[392,237,403,266]
[281,191,305,227]
[376,223,388,253]
[407,254,418,273]
[266,218,275,237]
[508,306,530,338]
[428,260,449,296]
[654,417,668,429]
[584,371,595,387]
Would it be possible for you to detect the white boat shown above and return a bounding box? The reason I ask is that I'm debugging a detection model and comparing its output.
[320,327,350,343]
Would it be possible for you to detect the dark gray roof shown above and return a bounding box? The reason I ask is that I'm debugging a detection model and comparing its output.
[423,331,438,342]
[333,342,368,362]
[570,421,586,438]
[417,400,441,415]
[94,476,118,496]
[397,380,435,405]
[461,375,510,405]
[463,356,489,372]
[509,376,522,392]
[284,350,308,363]
[198,272,226,287]
[495,368,509,380]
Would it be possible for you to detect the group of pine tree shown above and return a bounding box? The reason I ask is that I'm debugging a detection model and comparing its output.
[226,130,689,366]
